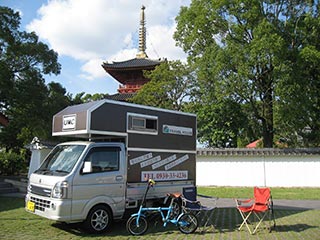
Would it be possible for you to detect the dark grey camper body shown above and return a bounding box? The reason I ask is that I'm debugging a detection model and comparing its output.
[52,100,196,183]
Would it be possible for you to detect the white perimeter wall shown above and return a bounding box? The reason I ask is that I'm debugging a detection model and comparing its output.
[196,155,320,187]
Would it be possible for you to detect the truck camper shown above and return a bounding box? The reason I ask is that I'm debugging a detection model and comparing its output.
[25,99,197,233]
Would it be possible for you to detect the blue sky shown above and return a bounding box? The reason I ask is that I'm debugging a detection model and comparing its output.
[2,0,190,96]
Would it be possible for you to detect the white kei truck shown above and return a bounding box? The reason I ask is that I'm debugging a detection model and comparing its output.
[25,99,197,233]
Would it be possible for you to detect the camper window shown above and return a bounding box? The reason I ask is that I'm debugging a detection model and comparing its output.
[132,117,145,128]
[127,113,158,134]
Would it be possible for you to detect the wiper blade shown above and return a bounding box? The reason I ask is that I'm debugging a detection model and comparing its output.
[34,169,51,174]
[54,170,69,174]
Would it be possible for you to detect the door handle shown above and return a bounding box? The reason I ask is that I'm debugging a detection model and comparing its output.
[115,175,123,181]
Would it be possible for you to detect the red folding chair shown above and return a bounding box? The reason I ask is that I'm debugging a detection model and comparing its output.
[235,187,276,234]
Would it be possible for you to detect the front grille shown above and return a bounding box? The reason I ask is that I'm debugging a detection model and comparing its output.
[30,196,51,212]
[30,185,52,197]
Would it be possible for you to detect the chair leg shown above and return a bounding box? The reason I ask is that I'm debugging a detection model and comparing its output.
[238,210,272,235]
[252,211,268,234]
[238,211,253,234]
[196,209,216,233]
[203,209,216,233]
[269,208,276,232]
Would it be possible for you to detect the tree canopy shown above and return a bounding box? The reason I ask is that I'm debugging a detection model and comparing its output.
[2,2,320,150]
[0,6,108,150]
[173,0,320,147]
[131,60,195,111]
[0,7,65,150]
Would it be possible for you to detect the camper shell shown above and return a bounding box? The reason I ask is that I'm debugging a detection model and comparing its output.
[52,99,196,183]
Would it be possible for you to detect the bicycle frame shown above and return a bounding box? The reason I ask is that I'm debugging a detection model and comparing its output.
[132,196,185,228]
[127,179,198,235]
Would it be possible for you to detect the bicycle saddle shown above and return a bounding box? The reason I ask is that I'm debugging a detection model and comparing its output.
[167,192,182,199]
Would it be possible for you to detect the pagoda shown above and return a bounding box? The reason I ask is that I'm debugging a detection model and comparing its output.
[102,6,162,101]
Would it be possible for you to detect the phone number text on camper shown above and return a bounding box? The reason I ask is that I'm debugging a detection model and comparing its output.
[141,171,188,181]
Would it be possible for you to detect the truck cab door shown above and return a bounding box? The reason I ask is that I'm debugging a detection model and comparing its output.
[71,144,126,220]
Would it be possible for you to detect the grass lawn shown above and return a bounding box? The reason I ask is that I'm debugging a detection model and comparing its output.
[1,188,320,240]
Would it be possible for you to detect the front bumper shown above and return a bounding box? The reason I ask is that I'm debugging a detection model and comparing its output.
[25,193,73,222]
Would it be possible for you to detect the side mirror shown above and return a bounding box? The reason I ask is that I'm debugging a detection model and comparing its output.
[82,161,92,174]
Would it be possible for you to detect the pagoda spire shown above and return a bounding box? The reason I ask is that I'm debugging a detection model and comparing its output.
[136,5,148,59]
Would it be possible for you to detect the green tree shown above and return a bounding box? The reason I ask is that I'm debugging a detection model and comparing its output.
[131,60,195,111]
[275,13,320,147]
[194,97,247,148]
[81,93,107,102]
[69,92,107,104]
[174,0,320,147]
[0,7,62,150]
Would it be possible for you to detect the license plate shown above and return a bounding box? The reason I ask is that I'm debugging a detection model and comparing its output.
[26,201,35,212]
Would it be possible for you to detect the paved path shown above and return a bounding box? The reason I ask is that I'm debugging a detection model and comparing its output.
[0,192,26,198]
[198,197,320,210]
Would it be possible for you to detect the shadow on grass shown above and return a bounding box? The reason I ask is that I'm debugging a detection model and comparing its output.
[51,212,318,237]
[51,222,113,237]
[51,214,189,237]
[182,208,317,234]
[274,224,317,233]
[0,197,24,212]
[51,208,317,236]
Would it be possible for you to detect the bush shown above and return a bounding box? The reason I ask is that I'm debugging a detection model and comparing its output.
[0,149,27,175]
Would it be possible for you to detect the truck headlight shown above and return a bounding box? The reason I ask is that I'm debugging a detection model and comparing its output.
[27,183,32,193]
[52,181,68,199]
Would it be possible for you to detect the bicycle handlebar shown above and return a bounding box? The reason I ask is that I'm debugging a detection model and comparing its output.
[141,179,156,206]
[148,179,156,187]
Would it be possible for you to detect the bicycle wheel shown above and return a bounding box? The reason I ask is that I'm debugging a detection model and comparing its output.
[170,199,181,219]
[126,215,148,236]
[178,213,198,234]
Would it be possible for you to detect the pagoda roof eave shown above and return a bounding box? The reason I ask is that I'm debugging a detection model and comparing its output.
[102,65,160,71]
[102,57,163,70]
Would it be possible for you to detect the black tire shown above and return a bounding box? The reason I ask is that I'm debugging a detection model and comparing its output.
[126,215,148,236]
[178,213,198,234]
[83,205,112,233]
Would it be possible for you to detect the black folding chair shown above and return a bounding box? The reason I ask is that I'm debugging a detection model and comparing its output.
[181,187,218,233]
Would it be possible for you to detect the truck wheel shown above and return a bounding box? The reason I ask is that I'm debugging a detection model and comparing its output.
[83,205,112,233]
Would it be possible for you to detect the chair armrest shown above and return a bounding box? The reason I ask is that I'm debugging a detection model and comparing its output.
[234,198,254,206]
[198,194,219,200]
[197,194,218,208]
[181,196,200,205]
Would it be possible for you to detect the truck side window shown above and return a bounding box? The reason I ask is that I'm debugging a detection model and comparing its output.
[84,147,120,173]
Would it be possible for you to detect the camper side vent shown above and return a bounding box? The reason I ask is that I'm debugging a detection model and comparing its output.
[127,113,158,135]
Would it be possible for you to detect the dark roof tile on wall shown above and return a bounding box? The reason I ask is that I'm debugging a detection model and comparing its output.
[197,148,320,156]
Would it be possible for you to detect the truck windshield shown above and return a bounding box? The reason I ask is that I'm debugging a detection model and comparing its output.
[35,145,86,176]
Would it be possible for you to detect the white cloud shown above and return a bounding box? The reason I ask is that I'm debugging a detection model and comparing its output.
[27,0,190,80]
[108,49,137,62]
[79,58,106,80]
[147,24,187,61]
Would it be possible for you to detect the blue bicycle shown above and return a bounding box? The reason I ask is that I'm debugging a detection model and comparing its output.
[126,179,198,235]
